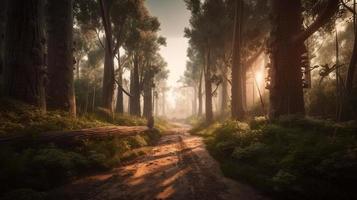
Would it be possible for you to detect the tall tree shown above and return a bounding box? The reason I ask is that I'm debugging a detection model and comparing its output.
[0,0,7,81]
[3,0,46,109]
[47,0,76,115]
[231,0,245,120]
[99,0,116,112]
[268,0,338,118]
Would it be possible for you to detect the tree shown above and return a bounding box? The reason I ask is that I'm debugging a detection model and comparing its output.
[3,0,46,110]
[99,0,116,113]
[143,54,167,118]
[231,0,245,120]
[185,0,228,123]
[268,0,338,118]
[124,7,161,116]
[47,0,76,116]
[0,0,7,82]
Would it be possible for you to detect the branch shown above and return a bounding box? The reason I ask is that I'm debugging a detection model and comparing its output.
[217,67,232,86]
[114,79,132,97]
[95,29,105,49]
[211,81,222,96]
[340,0,356,14]
[293,0,339,44]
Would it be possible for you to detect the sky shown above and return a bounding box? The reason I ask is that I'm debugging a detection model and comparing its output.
[145,0,191,107]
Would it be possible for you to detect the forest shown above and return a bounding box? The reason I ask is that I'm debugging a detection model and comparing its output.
[0,0,357,200]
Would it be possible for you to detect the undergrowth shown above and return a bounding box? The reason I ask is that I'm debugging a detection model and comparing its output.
[0,129,161,199]
[194,116,357,200]
[0,99,162,199]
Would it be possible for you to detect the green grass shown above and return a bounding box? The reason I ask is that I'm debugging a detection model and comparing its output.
[193,116,357,200]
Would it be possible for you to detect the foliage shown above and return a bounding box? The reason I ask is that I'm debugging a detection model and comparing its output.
[196,117,357,199]
[0,129,161,197]
[0,99,162,197]
[0,99,108,136]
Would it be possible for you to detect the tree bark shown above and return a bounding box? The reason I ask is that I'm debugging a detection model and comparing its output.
[198,67,203,116]
[205,48,213,123]
[3,0,46,109]
[0,0,7,79]
[143,71,154,119]
[231,0,245,120]
[47,0,76,116]
[221,65,229,115]
[130,54,141,116]
[193,85,198,116]
[100,0,115,113]
[268,0,305,118]
[116,50,124,113]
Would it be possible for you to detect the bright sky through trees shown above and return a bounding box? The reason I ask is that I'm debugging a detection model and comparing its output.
[146,0,190,107]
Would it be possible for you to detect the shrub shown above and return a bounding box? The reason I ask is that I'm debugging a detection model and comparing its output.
[205,117,357,199]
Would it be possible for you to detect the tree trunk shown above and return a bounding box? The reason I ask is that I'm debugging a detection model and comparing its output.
[193,85,198,116]
[268,0,305,118]
[116,51,124,113]
[0,0,7,80]
[341,0,357,120]
[3,0,46,109]
[231,0,245,120]
[198,67,203,116]
[92,86,96,112]
[205,48,213,123]
[76,59,80,79]
[162,90,166,116]
[100,0,115,113]
[143,71,154,119]
[242,65,247,110]
[221,65,228,115]
[155,91,159,116]
[47,0,76,116]
[130,54,141,116]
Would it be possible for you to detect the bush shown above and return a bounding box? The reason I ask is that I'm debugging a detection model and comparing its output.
[0,99,162,196]
[0,129,161,196]
[205,117,357,199]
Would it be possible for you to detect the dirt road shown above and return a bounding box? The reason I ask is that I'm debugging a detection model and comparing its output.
[53,125,265,200]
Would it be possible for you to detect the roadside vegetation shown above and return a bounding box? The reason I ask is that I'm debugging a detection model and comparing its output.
[191,116,357,200]
[0,99,164,199]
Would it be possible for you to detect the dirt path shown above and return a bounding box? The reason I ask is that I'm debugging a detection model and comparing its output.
[52,125,266,200]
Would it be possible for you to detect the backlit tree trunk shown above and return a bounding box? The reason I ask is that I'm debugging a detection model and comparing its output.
[198,67,203,116]
[100,0,115,113]
[268,0,305,118]
[205,48,213,123]
[0,0,7,79]
[47,0,76,116]
[221,65,229,114]
[130,54,141,116]
[4,0,46,109]
[193,85,198,116]
[231,0,245,120]
[116,51,124,113]
[143,71,154,119]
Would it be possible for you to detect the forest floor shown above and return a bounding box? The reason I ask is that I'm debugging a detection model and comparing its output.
[50,124,266,200]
